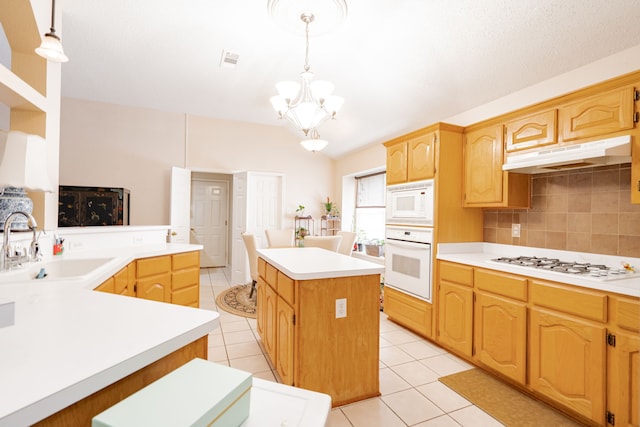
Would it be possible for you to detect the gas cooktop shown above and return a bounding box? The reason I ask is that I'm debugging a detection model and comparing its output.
[490,256,636,281]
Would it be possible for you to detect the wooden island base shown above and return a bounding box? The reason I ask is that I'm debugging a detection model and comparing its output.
[256,248,384,407]
[33,337,207,427]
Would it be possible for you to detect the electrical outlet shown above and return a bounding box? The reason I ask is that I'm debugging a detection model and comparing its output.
[336,298,347,318]
[512,223,521,238]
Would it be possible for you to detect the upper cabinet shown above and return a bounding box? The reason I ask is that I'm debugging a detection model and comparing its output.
[463,123,531,208]
[505,109,557,153]
[384,129,436,185]
[559,86,636,142]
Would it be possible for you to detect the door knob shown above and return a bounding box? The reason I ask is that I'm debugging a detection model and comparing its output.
[171,231,177,236]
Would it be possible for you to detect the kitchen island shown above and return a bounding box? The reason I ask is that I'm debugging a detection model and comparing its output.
[0,242,219,427]
[256,247,384,407]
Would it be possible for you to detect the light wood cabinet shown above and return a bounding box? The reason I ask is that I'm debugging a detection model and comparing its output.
[463,123,530,208]
[608,296,640,427]
[505,109,557,152]
[136,256,172,303]
[276,297,295,385]
[171,251,200,307]
[385,142,408,185]
[257,257,380,406]
[95,277,115,293]
[529,307,606,423]
[383,286,433,338]
[633,126,640,204]
[95,264,135,296]
[437,281,473,357]
[559,86,636,142]
[384,128,437,185]
[473,269,527,384]
[407,131,437,182]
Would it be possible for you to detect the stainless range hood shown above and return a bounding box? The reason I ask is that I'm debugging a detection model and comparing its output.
[502,135,632,174]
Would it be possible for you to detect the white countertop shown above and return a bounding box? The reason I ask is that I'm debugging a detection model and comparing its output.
[437,243,640,297]
[256,247,384,280]
[0,243,220,427]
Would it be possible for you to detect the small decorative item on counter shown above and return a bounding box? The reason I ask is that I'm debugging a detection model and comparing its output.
[621,261,635,272]
[53,236,64,255]
[364,239,385,257]
[295,204,305,217]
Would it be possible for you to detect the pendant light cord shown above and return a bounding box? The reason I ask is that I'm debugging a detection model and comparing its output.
[50,0,57,33]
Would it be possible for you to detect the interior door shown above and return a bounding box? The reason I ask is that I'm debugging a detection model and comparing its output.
[169,166,191,243]
[191,179,228,267]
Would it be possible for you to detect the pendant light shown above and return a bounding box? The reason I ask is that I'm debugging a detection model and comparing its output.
[35,0,69,63]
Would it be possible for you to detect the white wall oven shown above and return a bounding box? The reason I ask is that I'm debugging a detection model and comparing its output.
[385,179,434,226]
[384,226,433,302]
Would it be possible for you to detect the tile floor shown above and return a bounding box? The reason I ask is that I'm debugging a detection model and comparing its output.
[200,267,505,426]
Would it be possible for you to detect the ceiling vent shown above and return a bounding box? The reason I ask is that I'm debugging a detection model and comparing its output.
[219,50,239,69]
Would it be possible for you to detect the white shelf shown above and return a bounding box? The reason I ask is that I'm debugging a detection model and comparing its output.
[0,63,47,112]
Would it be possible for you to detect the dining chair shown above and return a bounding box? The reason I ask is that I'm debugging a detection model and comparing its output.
[265,228,295,248]
[336,231,357,256]
[241,232,258,298]
[303,235,342,252]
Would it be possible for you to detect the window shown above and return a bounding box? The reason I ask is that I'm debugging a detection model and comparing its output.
[354,171,386,243]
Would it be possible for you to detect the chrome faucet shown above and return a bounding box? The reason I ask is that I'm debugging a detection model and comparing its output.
[2,211,39,271]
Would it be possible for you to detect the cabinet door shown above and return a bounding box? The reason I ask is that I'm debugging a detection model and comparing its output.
[113,265,134,297]
[633,132,640,204]
[505,109,557,152]
[438,281,473,357]
[463,125,504,205]
[95,276,115,293]
[559,86,635,141]
[407,131,436,181]
[276,297,295,386]
[386,142,408,185]
[608,331,640,427]
[529,308,606,424]
[264,284,278,365]
[136,273,171,302]
[474,292,526,384]
[256,277,267,341]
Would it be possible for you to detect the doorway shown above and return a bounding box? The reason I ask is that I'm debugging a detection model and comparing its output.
[191,177,230,267]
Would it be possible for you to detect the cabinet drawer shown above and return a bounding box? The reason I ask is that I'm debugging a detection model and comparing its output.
[258,258,267,278]
[172,285,199,307]
[172,251,199,270]
[277,271,295,306]
[384,286,432,338]
[265,263,278,287]
[531,280,607,322]
[137,256,171,278]
[611,296,640,332]
[475,268,527,301]
[439,261,473,287]
[172,268,199,290]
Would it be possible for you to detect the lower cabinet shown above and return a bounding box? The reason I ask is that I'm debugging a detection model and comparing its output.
[529,308,606,423]
[276,297,294,386]
[94,251,200,308]
[136,256,172,303]
[474,292,526,383]
[437,281,473,357]
[436,260,638,426]
[383,286,433,339]
[171,252,200,307]
[256,257,380,406]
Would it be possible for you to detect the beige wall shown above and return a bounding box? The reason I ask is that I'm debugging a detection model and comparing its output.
[60,98,334,229]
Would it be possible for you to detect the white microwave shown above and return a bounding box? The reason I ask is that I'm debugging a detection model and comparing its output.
[385,179,434,226]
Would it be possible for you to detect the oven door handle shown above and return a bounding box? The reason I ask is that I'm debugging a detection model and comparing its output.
[386,239,431,250]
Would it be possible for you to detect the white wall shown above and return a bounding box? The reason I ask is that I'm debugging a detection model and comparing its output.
[60,99,334,231]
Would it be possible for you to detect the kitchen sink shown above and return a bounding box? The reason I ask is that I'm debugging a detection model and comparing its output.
[0,257,117,283]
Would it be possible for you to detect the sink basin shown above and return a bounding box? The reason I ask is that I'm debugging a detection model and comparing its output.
[0,257,117,283]
[27,258,116,280]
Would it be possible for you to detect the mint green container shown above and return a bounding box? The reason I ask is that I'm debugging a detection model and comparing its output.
[92,358,252,427]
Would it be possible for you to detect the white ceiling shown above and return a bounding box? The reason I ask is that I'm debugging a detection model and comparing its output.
[57,0,640,158]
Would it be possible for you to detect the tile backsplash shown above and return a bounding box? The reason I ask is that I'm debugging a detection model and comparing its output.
[483,164,640,257]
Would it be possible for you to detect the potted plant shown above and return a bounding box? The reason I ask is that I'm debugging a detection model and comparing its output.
[295,204,306,218]
[323,197,334,217]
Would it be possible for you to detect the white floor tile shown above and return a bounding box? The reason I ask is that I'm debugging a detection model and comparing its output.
[419,354,472,377]
[398,340,447,359]
[416,381,471,413]
[229,354,271,374]
[390,360,439,387]
[448,405,505,427]
[382,388,445,425]
[379,345,414,366]
[379,367,412,395]
[339,397,406,427]
[381,329,421,345]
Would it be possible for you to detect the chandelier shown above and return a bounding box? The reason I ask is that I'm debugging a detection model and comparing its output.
[270,12,344,141]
